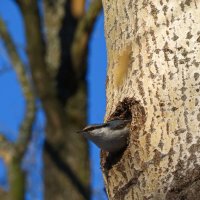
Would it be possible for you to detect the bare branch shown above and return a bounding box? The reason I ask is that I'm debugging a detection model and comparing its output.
[16,1,68,142]
[0,134,11,146]
[0,18,36,155]
[0,134,13,163]
[71,0,102,72]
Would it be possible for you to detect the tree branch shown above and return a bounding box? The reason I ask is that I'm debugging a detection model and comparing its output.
[71,0,102,73]
[0,18,36,156]
[0,134,13,163]
[15,1,68,142]
[45,140,90,199]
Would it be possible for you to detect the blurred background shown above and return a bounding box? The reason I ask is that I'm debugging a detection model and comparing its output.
[0,0,107,200]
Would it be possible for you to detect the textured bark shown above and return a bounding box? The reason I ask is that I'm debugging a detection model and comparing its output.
[101,0,200,199]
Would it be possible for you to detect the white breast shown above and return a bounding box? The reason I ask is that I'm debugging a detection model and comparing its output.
[83,127,129,152]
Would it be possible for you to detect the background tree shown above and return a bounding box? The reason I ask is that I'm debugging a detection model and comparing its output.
[101,0,200,199]
[0,0,102,199]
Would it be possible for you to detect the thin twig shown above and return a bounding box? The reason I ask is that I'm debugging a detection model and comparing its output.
[71,0,102,71]
[0,18,36,156]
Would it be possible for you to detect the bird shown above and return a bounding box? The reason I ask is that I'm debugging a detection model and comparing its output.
[77,119,132,152]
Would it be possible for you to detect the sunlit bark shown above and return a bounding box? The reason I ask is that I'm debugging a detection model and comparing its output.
[102,1,200,199]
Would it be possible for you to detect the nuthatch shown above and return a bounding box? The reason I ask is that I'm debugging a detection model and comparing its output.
[77,119,131,152]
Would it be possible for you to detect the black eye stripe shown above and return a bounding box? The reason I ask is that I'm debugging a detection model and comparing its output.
[80,119,131,132]
[82,123,108,132]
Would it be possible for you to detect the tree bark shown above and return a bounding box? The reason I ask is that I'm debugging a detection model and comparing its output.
[101,0,200,199]
[15,1,90,199]
[43,1,101,199]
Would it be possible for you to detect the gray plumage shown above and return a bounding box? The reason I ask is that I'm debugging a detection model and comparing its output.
[77,119,131,152]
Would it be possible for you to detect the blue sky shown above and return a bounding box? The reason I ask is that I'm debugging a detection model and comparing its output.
[88,11,107,200]
[0,1,107,199]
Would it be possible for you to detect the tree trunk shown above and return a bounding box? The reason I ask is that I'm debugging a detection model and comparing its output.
[16,0,91,199]
[43,1,90,200]
[101,0,200,199]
